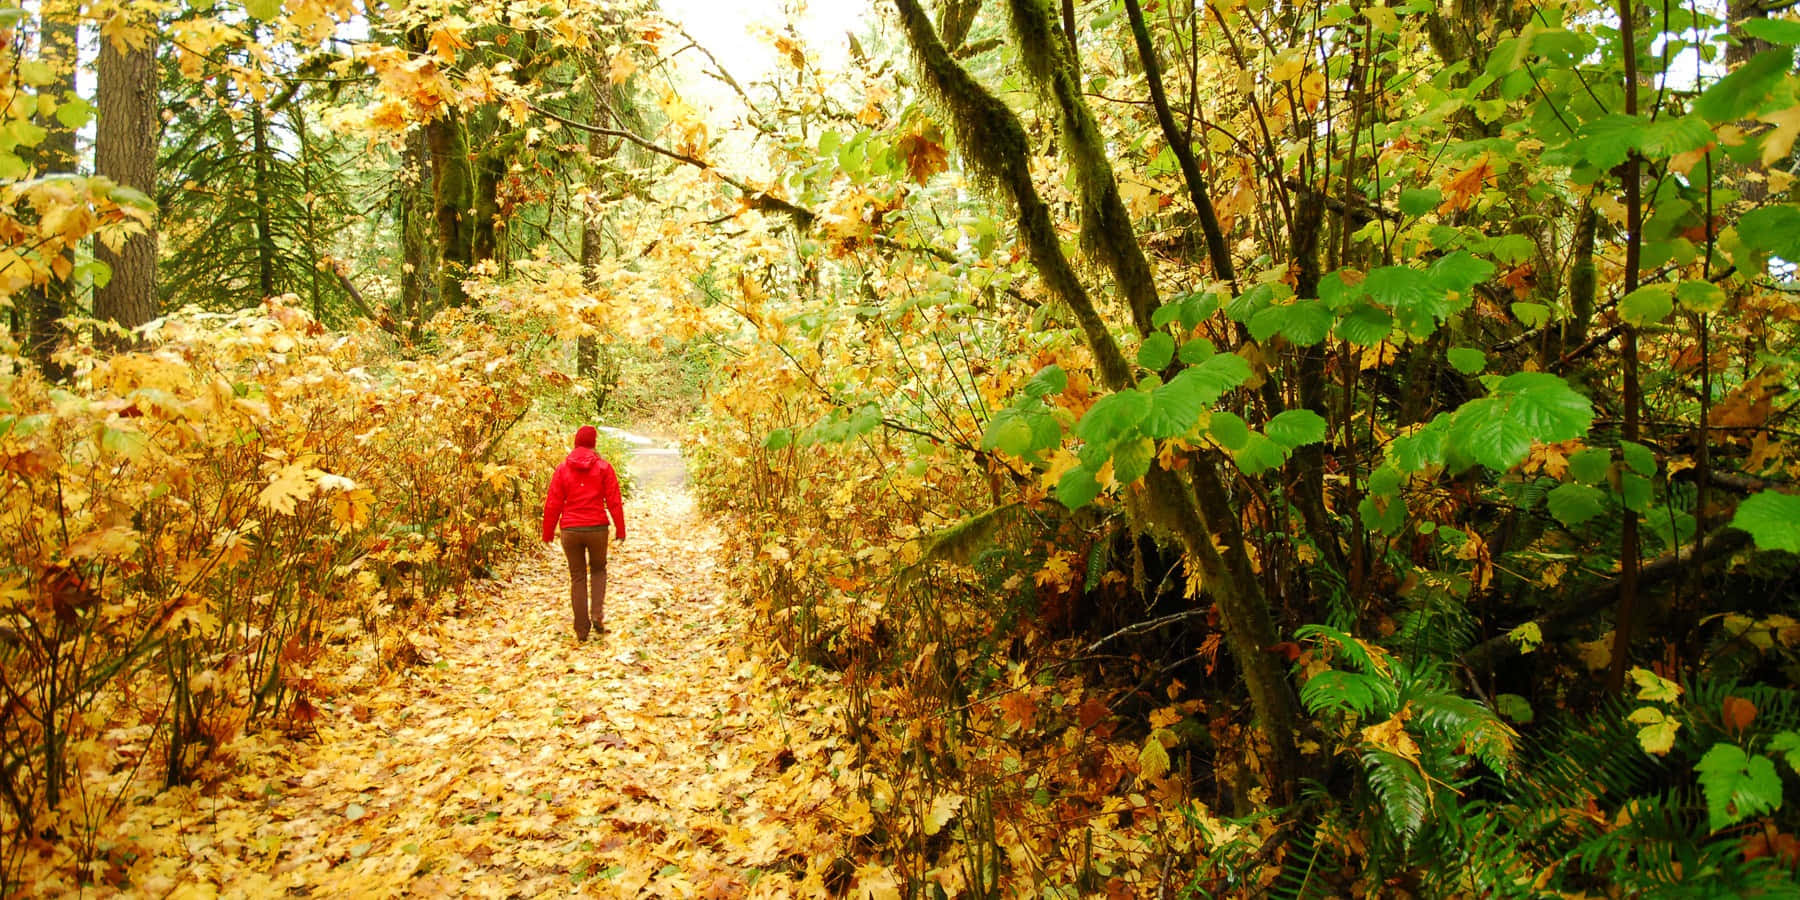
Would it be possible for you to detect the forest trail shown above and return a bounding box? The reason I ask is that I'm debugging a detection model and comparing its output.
[90,486,854,898]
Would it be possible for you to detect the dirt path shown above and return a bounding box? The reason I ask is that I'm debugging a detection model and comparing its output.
[82,488,854,898]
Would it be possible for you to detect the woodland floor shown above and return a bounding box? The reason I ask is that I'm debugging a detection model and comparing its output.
[38,481,862,898]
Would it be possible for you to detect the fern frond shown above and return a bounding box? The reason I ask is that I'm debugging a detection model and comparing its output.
[1300,669,1397,719]
[1410,692,1517,776]
[1296,624,1391,676]
[1363,748,1433,846]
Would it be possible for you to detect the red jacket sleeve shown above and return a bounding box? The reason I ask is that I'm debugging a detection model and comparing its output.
[541,466,566,542]
[604,466,626,540]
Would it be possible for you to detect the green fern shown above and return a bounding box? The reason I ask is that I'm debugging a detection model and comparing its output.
[1364,748,1433,846]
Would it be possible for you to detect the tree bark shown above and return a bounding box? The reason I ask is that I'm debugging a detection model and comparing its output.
[93,33,160,331]
[250,88,277,300]
[893,0,1301,802]
[426,110,472,307]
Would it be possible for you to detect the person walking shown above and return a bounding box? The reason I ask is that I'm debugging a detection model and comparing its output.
[542,425,626,641]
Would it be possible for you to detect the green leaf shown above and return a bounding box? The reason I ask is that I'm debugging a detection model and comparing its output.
[1546,483,1607,526]
[1620,284,1674,326]
[1621,473,1653,513]
[1023,365,1067,398]
[1737,205,1800,261]
[53,96,92,130]
[1177,338,1215,364]
[1744,18,1800,45]
[244,0,282,21]
[1249,300,1333,346]
[1337,304,1395,346]
[1447,373,1593,471]
[1511,302,1551,328]
[1138,333,1175,370]
[1489,233,1537,265]
[1771,732,1800,775]
[18,59,55,87]
[1391,417,1450,472]
[1562,114,1647,170]
[1075,390,1152,445]
[1112,436,1155,485]
[1209,411,1251,450]
[764,428,793,451]
[1266,409,1327,448]
[1400,188,1442,217]
[1677,280,1726,313]
[1428,251,1495,293]
[1695,743,1784,832]
[1638,116,1717,160]
[1233,432,1288,475]
[1447,347,1486,375]
[1364,265,1436,311]
[1731,491,1800,553]
[1621,441,1656,476]
[1143,356,1241,439]
[1696,48,1795,123]
[1057,466,1103,509]
[1496,693,1534,724]
[1569,448,1612,485]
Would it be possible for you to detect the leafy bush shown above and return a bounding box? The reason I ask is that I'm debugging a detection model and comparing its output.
[0,298,542,883]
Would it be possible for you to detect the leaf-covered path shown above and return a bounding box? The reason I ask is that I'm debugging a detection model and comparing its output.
[92,488,852,898]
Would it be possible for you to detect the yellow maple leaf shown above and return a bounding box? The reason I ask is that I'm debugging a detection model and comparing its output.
[428,24,471,64]
[1760,104,1800,167]
[1437,154,1494,214]
[259,459,319,515]
[923,793,962,836]
[330,488,375,531]
[608,50,638,85]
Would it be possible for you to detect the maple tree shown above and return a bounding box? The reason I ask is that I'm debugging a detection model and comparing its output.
[5,0,1800,895]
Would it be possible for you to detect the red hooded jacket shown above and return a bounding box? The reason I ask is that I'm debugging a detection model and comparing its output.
[541,447,626,542]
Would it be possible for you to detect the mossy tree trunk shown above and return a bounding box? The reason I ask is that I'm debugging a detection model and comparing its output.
[893,0,1302,802]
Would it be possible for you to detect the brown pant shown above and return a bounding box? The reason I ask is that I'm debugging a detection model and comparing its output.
[560,526,609,640]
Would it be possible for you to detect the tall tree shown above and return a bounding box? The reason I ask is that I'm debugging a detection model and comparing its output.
[93,29,159,330]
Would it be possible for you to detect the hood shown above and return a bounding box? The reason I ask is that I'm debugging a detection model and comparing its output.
[565,446,602,472]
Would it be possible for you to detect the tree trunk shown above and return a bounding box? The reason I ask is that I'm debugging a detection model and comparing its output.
[93,33,160,331]
[426,110,472,307]
[472,152,504,266]
[401,129,430,335]
[577,117,604,379]
[250,87,277,300]
[893,0,1302,801]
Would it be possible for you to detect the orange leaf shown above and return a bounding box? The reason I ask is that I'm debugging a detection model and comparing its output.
[1437,154,1494,213]
[1722,695,1757,733]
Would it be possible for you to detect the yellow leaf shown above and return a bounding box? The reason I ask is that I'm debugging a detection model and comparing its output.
[1506,621,1543,653]
[852,864,902,900]
[1361,711,1421,763]
[1629,666,1682,704]
[330,488,375,530]
[1576,634,1615,672]
[923,793,962,836]
[1139,734,1171,779]
[258,460,319,515]
[1627,706,1681,755]
[1759,104,1800,167]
